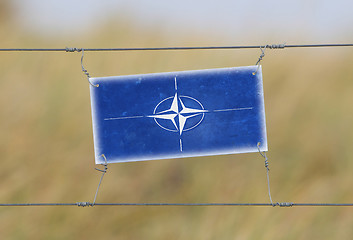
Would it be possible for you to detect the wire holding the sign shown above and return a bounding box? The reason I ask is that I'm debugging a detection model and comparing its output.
[0,42,353,208]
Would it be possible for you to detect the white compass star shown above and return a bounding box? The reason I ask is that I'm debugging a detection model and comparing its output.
[147,93,207,135]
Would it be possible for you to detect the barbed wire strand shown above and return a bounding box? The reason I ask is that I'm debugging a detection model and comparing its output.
[0,43,353,52]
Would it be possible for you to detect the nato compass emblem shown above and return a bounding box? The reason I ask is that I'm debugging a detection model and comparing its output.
[104,77,253,152]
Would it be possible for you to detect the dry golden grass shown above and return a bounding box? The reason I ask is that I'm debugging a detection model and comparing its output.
[1,17,353,240]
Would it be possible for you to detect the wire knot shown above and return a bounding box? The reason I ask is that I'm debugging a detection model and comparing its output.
[264,159,269,169]
[80,49,99,87]
[95,154,108,173]
[65,47,82,53]
[82,66,91,79]
[266,43,286,49]
[76,202,93,207]
[274,202,294,207]
[257,142,270,170]
[253,46,267,75]
[255,47,266,66]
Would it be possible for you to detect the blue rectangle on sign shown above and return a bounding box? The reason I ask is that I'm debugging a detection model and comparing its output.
[90,66,267,164]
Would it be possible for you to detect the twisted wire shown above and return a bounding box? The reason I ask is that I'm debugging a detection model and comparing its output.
[92,155,108,206]
[257,142,273,205]
[80,49,99,87]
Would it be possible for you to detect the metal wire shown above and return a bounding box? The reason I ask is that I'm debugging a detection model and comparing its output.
[253,46,267,75]
[1,42,352,208]
[80,49,99,87]
[0,202,353,207]
[0,43,353,52]
[257,142,273,205]
[92,154,108,205]
[0,203,78,206]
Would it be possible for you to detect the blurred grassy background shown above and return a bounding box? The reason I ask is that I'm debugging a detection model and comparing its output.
[1,1,353,239]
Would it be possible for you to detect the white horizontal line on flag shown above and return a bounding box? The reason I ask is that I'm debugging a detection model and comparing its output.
[104,116,144,120]
[212,107,253,112]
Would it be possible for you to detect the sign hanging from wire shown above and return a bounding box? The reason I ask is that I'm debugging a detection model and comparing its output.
[89,66,267,164]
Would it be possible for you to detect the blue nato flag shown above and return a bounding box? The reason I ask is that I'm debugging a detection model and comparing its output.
[90,66,267,164]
